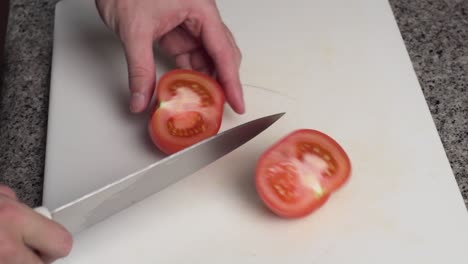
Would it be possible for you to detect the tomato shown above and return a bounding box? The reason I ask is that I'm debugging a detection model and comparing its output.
[255,129,351,218]
[148,69,225,155]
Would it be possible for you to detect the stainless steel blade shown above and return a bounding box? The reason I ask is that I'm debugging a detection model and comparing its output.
[50,112,285,234]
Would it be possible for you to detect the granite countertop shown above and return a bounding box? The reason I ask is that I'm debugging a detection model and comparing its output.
[0,0,467,208]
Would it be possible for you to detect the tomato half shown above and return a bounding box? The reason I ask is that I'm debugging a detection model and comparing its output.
[255,129,351,218]
[148,69,225,155]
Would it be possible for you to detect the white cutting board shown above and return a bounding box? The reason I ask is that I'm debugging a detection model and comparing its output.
[44,0,468,263]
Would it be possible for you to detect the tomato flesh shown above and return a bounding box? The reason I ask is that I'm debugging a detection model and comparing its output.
[149,69,225,155]
[255,129,351,218]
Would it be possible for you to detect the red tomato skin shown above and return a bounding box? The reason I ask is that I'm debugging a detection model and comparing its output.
[148,69,225,155]
[255,129,351,218]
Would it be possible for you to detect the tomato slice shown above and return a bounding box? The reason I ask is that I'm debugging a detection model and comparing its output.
[148,69,225,154]
[255,129,351,218]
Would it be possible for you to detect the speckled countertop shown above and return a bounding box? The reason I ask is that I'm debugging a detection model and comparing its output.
[0,0,467,208]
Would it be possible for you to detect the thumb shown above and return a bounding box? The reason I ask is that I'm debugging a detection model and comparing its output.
[122,33,156,113]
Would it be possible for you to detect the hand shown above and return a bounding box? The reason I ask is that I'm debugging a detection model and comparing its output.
[0,185,72,263]
[95,0,245,114]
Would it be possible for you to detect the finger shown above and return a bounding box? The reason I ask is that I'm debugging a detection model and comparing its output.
[42,254,58,264]
[19,245,44,264]
[21,204,73,261]
[222,23,242,65]
[201,11,245,114]
[0,210,43,264]
[159,28,196,69]
[174,53,192,69]
[189,48,214,75]
[0,185,17,200]
[122,32,156,113]
[174,49,214,76]
[0,241,44,264]
[159,27,200,56]
[160,28,214,75]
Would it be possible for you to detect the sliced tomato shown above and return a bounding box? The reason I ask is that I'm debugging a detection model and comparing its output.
[148,69,225,155]
[255,129,351,218]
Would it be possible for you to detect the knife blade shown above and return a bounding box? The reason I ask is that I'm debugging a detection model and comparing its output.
[35,112,285,235]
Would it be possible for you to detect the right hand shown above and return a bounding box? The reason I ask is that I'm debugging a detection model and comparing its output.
[0,185,72,263]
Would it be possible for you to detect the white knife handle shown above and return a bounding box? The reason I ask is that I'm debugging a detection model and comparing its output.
[34,206,52,219]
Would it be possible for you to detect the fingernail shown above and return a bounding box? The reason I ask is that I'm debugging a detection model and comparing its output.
[130,92,145,113]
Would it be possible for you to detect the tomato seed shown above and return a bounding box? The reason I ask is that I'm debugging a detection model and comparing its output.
[167,114,206,137]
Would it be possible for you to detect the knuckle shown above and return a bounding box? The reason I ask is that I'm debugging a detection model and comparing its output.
[201,1,220,16]
[129,65,153,79]
[184,16,203,35]
[0,185,16,200]
[128,65,154,91]
[0,199,22,222]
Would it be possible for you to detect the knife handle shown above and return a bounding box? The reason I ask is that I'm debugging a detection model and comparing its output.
[34,206,52,219]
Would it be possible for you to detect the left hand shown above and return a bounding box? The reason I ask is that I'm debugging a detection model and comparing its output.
[95,0,245,114]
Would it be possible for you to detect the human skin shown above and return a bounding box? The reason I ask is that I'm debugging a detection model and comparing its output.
[95,0,245,114]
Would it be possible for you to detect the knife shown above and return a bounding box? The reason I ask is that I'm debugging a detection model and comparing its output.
[34,112,285,235]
